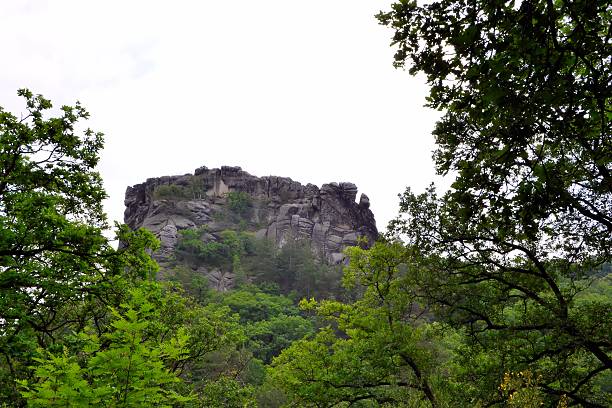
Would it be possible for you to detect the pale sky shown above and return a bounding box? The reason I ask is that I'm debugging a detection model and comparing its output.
[1,0,444,232]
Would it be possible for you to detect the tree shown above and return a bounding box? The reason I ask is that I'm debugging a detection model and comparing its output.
[216,286,314,364]
[226,191,253,220]
[18,271,257,407]
[219,286,298,324]
[270,242,459,407]
[246,313,314,364]
[0,90,160,404]
[0,90,106,363]
[197,376,257,407]
[379,1,610,405]
[19,284,192,407]
[244,238,281,285]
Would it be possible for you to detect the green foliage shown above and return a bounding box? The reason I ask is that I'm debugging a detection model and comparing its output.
[20,349,93,407]
[152,176,206,200]
[246,314,314,364]
[378,1,611,405]
[0,89,106,354]
[176,227,255,272]
[19,279,256,407]
[387,188,612,405]
[268,240,609,407]
[244,238,343,299]
[499,371,560,408]
[176,228,344,299]
[214,286,314,364]
[166,265,213,303]
[19,284,192,407]
[242,238,281,283]
[153,184,190,200]
[186,175,206,199]
[220,286,299,323]
[197,377,257,407]
[226,191,253,219]
[275,239,319,296]
[220,229,256,259]
[0,90,161,404]
[255,381,287,408]
[0,91,285,406]
[270,242,452,407]
[173,301,253,399]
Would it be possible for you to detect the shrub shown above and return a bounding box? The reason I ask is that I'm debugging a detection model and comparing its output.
[153,184,189,199]
[226,191,252,218]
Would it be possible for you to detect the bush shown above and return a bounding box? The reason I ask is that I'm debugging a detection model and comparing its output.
[226,191,252,218]
[153,183,189,199]
[153,176,207,200]
[176,228,255,271]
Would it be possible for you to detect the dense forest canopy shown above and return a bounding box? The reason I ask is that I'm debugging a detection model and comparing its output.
[0,0,610,407]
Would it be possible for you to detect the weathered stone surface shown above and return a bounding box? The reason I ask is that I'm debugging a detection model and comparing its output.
[206,268,233,292]
[359,193,370,209]
[157,223,178,259]
[124,166,378,287]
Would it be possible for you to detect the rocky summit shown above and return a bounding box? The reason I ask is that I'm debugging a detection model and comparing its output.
[124,165,378,290]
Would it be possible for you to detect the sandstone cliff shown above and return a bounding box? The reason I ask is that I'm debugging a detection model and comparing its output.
[124,166,378,289]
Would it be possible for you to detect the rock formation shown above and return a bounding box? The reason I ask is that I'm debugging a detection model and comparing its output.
[124,166,378,289]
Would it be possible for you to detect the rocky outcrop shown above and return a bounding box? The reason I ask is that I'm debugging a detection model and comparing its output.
[124,166,378,289]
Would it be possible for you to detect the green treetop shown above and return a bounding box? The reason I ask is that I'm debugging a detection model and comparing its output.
[0,90,160,405]
[379,1,610,405]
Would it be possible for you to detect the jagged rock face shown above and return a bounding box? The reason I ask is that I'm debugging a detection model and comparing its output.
[124,166,378,289]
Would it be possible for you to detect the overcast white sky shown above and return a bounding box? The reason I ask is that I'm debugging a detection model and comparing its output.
[1,0,444,232]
